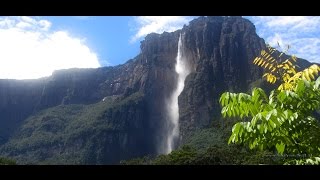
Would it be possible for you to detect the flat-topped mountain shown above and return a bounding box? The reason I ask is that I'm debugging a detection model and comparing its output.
[0,16,312,164]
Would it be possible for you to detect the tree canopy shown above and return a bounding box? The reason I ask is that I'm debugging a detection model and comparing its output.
[220,45,320,164]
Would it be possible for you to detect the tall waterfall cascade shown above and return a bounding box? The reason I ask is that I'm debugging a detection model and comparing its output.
[165,33,191,154]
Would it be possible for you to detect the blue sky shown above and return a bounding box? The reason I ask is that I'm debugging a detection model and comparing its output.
[0,16,319,79]
[43,16,140,66]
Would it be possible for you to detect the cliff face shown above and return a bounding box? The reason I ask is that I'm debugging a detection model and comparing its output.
[0,79,45,144]
[0,16,312,164]
[0,30,181,163]
[178,16,266,139]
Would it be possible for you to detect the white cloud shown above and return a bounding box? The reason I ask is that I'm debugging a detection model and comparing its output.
[130,16,195,43]
[247,16,320,64]
[0,16,100,79]
[0,18,15,28]
[264,16,306,27]
[39,20,51,31]
[16,21,32,29]
[267,33,285,48]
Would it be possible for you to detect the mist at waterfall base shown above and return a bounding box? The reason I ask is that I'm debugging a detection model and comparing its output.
[164,34,191,154]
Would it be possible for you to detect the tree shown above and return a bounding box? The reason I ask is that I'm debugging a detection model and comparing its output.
[219,44,320,164]
[253,45,319,91]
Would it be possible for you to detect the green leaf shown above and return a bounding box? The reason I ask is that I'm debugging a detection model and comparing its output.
[268,118,277,129]
[277,91,286,102]
[264,125,268,134]
[234,105,240,116]
[266,110,273,121]
[221,107,228,117]
[258,124,264,134]
[272,117,281,127]
[227,107,232,117]
[220,58,320,159]
[228,134,235,144]
[219,93,224,105]
[276,143,285,155]
[251,88,259,102]
[315,76,320,89]
[238,124,244,137]
[232,123,241,134]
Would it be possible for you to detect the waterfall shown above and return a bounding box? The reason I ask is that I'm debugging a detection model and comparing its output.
[165,33,190,154]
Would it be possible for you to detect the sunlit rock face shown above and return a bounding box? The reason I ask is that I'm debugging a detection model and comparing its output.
[177,16,311,142]
[178,16,266,141]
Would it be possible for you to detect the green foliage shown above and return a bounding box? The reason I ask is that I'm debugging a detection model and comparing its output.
[0,157,16,165]
[123,143,278,165]
[153,146,197,165]
[220,45,320,164]
[220,77,320,156]
[0,92,145,164]
[285,157,320,165]
[253,44,320,91]
[120,155,153,165]
[182,127,226,153]
[122,126,280,165]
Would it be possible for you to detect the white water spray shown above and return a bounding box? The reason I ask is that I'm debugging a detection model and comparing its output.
[165,33,190,154]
